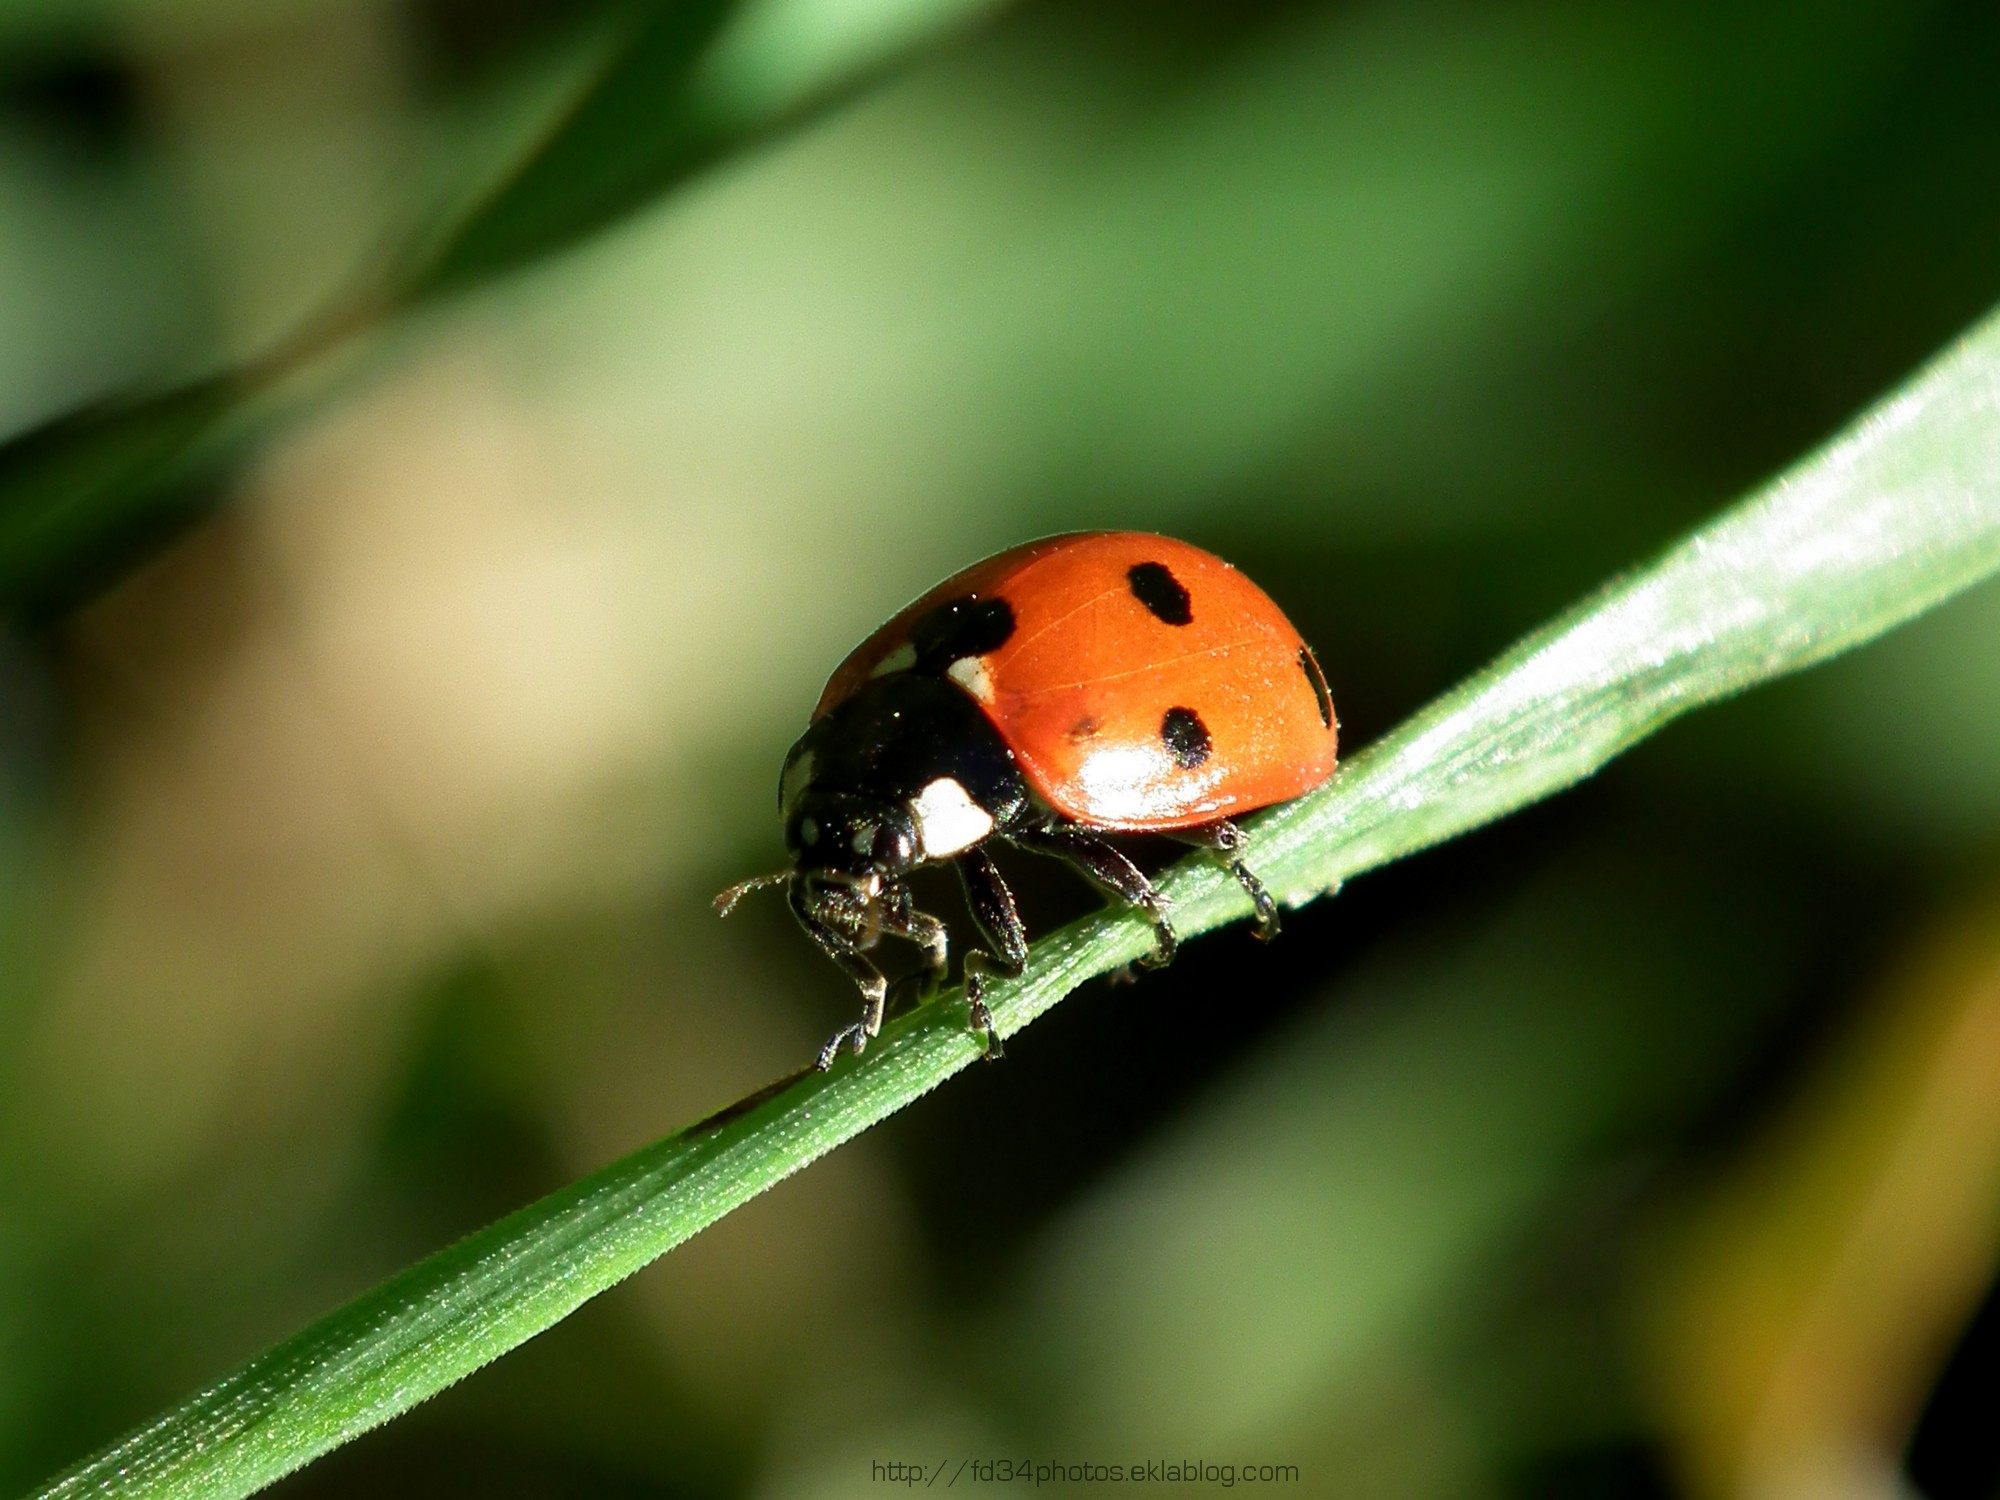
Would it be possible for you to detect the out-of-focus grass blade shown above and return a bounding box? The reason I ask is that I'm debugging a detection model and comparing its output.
[31,301,2000,1497]
[412,0,742,289]
[0,381,236,619]
[423,0,1007,288]
[0,0,1006,619]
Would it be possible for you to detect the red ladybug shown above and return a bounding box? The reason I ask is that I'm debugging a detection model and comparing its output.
[720,531,1337,1069]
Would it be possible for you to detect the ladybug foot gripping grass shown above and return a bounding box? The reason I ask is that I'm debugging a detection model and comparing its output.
[717,531,1338,1071]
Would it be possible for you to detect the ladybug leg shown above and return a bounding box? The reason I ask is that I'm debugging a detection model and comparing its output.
[1170,820,1281,941]
[790,877,891,1071]
[1009,822,1177,968]
[955,847,1027,1060]
[877,883,950,1001]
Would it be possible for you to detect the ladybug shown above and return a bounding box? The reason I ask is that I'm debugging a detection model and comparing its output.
[719,531,1337,1070]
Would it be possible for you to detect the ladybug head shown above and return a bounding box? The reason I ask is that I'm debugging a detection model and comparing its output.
[711,784,920,921]
[785,789,921,882]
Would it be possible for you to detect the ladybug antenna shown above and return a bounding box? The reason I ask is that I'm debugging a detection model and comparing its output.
[714,869,793,917]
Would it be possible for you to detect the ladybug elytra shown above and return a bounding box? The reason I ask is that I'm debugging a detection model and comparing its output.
[719,532,1337,1069]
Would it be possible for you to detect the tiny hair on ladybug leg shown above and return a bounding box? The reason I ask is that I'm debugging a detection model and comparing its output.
[1170,820,1281,941]
[878,884,950,999]
[813,962,889,1071]
[1232,864,1280,940]
[1010,821,1177,968]
[956,847,1028,1059]
[790,878,893,1070]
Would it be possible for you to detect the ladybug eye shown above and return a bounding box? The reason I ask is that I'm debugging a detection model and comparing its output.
[780,748,817,815]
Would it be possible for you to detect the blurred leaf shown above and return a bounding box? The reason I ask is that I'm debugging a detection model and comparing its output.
[0,0,1006,618]
[0,382,234,618]
[1647,896,2000,1500]
[410,0,742,288]
[30,291,2000,1496]
[422,0,1006,288]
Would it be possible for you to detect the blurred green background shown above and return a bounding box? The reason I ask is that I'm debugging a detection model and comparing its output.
[4,1,2000,1495]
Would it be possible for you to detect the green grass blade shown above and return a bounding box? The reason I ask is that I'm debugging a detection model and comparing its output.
[0,381,235,619]
[32,307,2000,1499]
[421,0,1007,289]
[1234,315,2000,915]
[0,0,1006,619]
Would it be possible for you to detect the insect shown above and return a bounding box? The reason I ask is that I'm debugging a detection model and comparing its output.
[718,531,1337,1070]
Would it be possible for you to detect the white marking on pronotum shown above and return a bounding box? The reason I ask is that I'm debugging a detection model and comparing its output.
[946,654,994,703]
[869,642,918,678]
[908,777,994,859]
[781,750,816,816]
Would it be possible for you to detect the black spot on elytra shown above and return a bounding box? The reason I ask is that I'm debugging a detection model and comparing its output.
[910,595,1016,670]
[1299,647,1333,729]
[1067,715,1101,743]
[1127,562,1193,625]
[1160,706,1211,769]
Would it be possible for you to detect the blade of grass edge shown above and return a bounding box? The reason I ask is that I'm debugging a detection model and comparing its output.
[32,305,2000,1500]
[417,0,1008,290]
[0,0,1008,620]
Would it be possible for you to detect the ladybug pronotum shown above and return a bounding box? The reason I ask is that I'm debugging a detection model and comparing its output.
[719,531,1338,1070]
